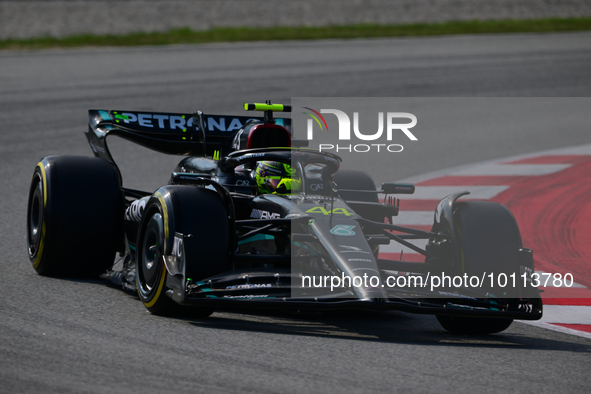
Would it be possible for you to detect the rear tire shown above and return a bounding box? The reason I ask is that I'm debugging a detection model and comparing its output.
[136,186,231,316]
[27,156,123,277]
[334,170,378,203]
[334,170,384,222]
[436,201,522,334]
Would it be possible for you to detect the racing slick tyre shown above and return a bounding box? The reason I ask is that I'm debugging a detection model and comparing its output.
[27,156,123,277]
[436,201,522,334]
[136,186,230,317]
[334,170,384,222]
[334,170,378,203]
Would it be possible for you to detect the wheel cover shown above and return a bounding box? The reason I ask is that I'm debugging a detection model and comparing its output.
[138,212,165,298]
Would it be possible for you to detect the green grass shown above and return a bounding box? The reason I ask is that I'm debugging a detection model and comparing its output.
[2,17,591,50]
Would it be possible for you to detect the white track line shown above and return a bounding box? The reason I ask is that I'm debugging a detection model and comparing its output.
[395,211,434,225]
[408,186,509,200]
[398,143,591,184]
[536,305,591,324]
[448,163,571,176]
[518,321,591,340]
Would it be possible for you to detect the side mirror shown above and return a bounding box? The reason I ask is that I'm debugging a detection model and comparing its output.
[381,183,415,194]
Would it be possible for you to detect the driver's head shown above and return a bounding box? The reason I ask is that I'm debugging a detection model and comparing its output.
[255,161,301,195]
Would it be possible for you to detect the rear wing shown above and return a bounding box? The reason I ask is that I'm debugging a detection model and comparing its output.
[85,109,292,164]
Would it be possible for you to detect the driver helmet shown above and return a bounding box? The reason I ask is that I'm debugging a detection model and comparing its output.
[255,161,301,194]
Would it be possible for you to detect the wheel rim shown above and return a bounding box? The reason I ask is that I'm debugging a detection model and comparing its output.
[27,174,44,259]
[139,212,164,295]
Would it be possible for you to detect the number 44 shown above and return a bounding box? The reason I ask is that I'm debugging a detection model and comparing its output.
[306,207,352,216]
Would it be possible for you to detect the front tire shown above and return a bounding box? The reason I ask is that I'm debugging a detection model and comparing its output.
[436,201,522,334]
[136,186,231,316]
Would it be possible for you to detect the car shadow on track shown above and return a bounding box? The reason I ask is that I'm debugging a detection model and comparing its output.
[182,308,591,352]
[51,276,590,352]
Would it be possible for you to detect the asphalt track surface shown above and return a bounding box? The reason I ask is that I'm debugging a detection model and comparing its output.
[1,33,591,393]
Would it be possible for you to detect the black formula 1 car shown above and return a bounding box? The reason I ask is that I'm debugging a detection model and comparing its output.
[27,102,542,334]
